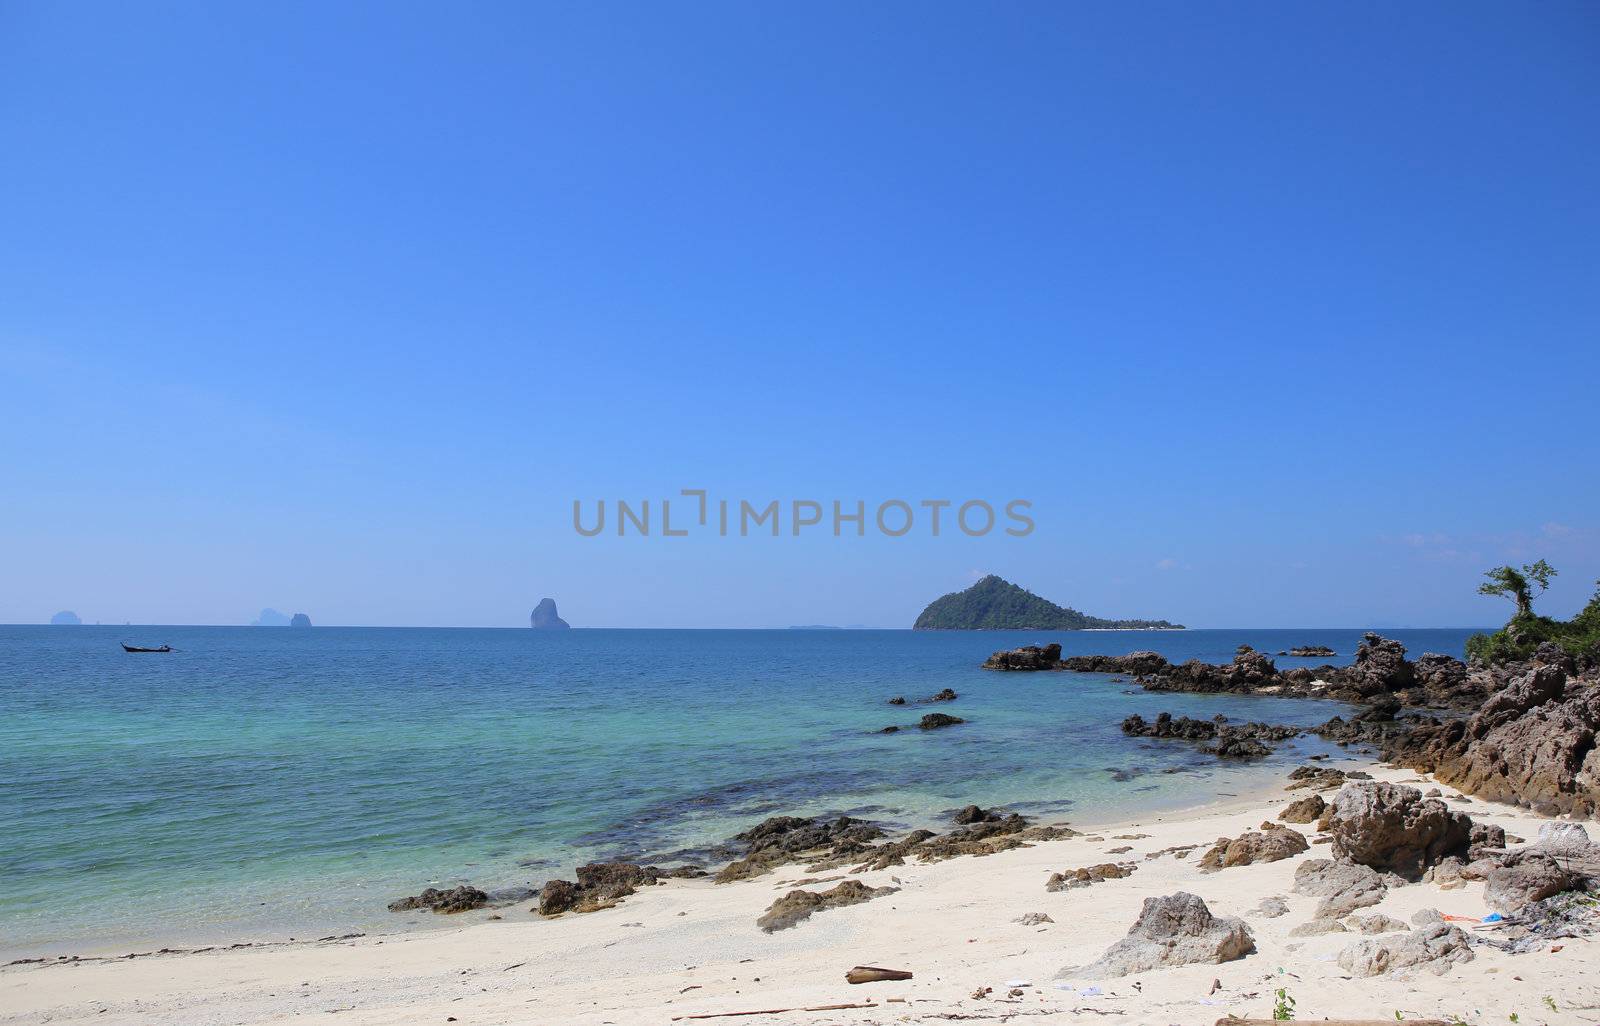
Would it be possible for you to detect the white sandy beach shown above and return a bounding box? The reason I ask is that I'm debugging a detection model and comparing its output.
[4,761,1595,1026]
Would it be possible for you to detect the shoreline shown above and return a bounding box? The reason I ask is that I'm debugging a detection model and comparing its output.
[7,757,1593,1025]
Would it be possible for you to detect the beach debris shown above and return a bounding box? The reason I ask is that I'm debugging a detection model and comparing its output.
[756,880,897,933]
[671,1002,878,1021]
[1278,794,1326,824]
[1198,822,1309,871]
[1046,862,1136,891]
[1336,922,1474,977]
[1472,890,1600,954]
[1292,859,1387,919]
[845,965,912,984]
[971,985,992,999]
[1014,912,1055,925]
[1059,892,1254,979]
[386,885,490,914]
[1325,782,1472,880]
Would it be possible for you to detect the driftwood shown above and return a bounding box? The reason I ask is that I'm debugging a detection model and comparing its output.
[845,965,914,984]
[1216,1021,1463,1026]
[672,1003,878,1021]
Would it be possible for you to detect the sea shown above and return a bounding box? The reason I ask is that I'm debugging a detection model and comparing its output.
[0,624,1486,959]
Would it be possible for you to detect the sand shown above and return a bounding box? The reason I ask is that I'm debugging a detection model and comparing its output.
[4,761,1596,1025]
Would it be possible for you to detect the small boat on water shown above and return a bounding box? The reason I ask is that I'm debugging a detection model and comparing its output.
[121,643,172,653]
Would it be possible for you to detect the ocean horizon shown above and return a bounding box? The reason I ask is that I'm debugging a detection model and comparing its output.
[1,625,1483,959]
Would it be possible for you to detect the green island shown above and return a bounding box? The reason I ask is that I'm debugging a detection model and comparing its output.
[912,574,1183,630]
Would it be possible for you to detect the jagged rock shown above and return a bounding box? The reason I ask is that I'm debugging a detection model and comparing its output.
[1286,765,1349,791]
[1046,862,1135,891]
[530,598,570,630]
[1337,922,1473,977]
[1198,822,1309,871]
[1412,907,1445,926]
[1123,712,1296,760]
[1483,851,1583,913]
[1340,632,1415,697]
[982,643,1063,670]
[756,880,895,932]
[1349,914,1410,934]
[1289,918,1347,936]
[919,712,964,729]
[887,696,906,705]
[1060,651,1171,675]
[1293,859,1386,918]
[1279,794,1327,824]
[952,804,1001,825]
[1060,892,1254,979]
[716,816,885,882]
[1325,782,1472,879]
[927,688,958,702]
[535,861,701,916]
[387,885,489,914]
[1288,645,1337,657]
[1015,912,1055,925]
[1387,664,1600,818]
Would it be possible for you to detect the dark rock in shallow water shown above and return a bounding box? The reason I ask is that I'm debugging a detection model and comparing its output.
[878,725,900,734]
[927,687,958,702]
[388,885,490,914]
[952,804,1003,825]
[982,643,1062,671]
[887,696,907,705]
[715,815,886,882]
[1288,645,1337,657]
[919,712,964,729]
[1122,711,1296,759]
[535,861,703,916]
[1061,650,1171,675]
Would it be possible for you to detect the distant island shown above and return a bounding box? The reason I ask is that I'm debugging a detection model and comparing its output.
[50,610,82,625]
[251,608,291,627]
[531,598,571,630]
[913,575,1183,630]
[289,613,312,628]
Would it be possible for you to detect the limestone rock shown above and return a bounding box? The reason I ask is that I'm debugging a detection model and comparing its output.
[1279,794,1327,824]
[1292,859,1387,918]
[1325,782,1471,879]
[756,880,896,933]
[1060,892,1254,979]
[1198,822,1308,871]
[530,598,571,630]
[1337,922,1473,977]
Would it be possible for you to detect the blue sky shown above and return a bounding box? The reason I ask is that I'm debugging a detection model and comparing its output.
[3,1,1597,628]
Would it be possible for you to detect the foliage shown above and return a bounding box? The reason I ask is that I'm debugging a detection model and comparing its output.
[1273,986,1296,1021]
[1477,560,1557,617]
[1466,567,1600,668]
[912,575,1182,630]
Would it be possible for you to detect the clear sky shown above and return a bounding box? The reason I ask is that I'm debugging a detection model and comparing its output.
[3,2,1597,628]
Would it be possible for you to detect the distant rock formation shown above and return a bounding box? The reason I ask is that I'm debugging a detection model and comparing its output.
[251,608,292,627]
[289,613,312,628]
[531,598,570,630]
[914,575,1181,630]
[49,610,82,625]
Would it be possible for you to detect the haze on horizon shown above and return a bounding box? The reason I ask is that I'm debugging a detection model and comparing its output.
[3,2,1597,630]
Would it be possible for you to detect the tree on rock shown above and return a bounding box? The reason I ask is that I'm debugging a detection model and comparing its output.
[1477,560,1556,618]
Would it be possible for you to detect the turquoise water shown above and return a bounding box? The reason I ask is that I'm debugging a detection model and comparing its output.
[0,625,1482,957]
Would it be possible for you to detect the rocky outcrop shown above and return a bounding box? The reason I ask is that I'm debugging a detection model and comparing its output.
[1325,782,1472,879]
[530,598,571,630]
[715,816,886,882]
[927,688,958,702]
[1060,892,1254,979]
[1060,651,1171,676]
[1387,664,1600,818]
[1293,859,1387,918]
[1278,794,1327,824]
[952,804,1003,825]
[537,861,704,915]
[1337,922,1473,977]
[1121,712,1299,760]
[1198,822,1308,871]
[756,880,896,932]
[1046,862,1135,891]
[1286,645,1336,657]
[982,644,1062,670]
[387,885,490,914]
[919,712,964,729]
